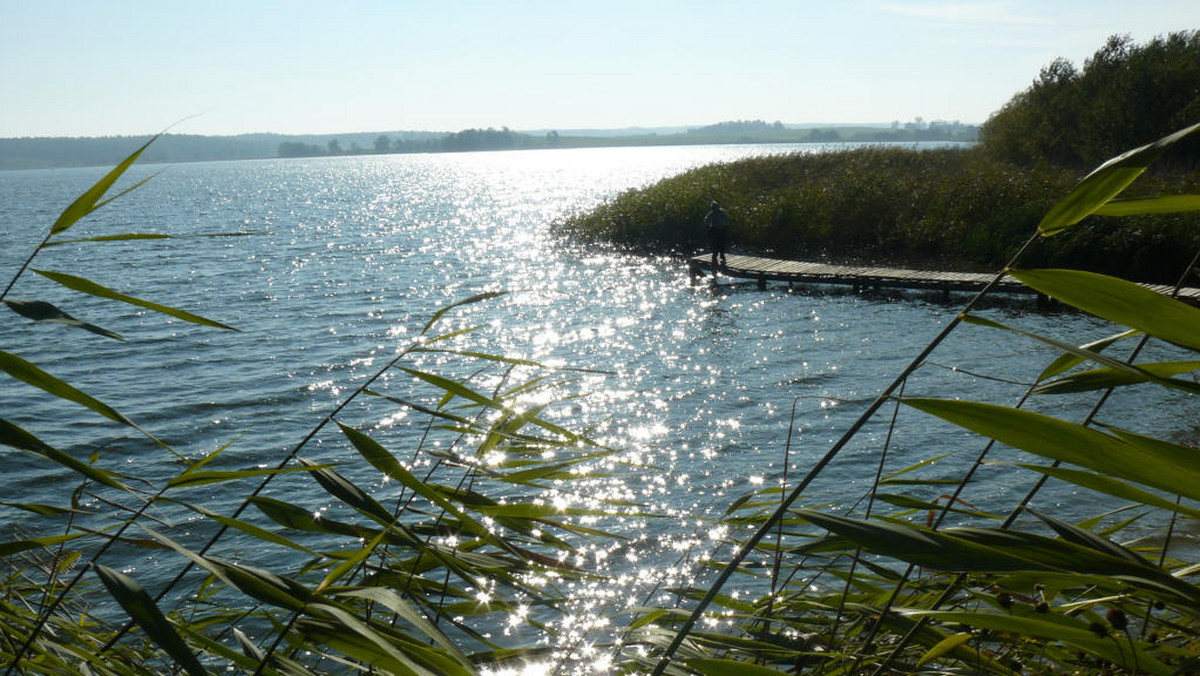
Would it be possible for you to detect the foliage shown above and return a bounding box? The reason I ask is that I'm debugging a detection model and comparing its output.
[556,145,1200,284]
[4,121,1200,675]
[0,138,629,674]
[980,31,1200,168]
[625,121,1200,675]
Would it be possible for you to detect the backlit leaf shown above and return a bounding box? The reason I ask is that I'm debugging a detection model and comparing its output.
[906,610,1175,675]
[1092,194,1200,216]
[0,417,128,489]
[964,314,1200,395]
[420,291,508,336]
[49,136,157,235]
[1033,360,1200,395]
[32,269,238,331]
[915,632,973,667]
[298,458,393,523]
[0,350,132,426]
[4,299,123,339]
[94,564,208,676]
[903,398,1200,503]
[1038,120,1200,235]
[1012,462,1200,520]
[686,657,792,675]
[1009,268,1200,351]
[1037,328,1137,381]
[0,532,86,558]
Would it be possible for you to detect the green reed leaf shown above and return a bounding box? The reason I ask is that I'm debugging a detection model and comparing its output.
[795,509,1032,572]
[314,603,455,676]
[1093,194,1200,216]
[0,532,86,558]
[1010,268,1200,351]
[964,314,1200,395]
[0,501,90,517]
[0,417,128,489]
[166,464,328,489]
[298,615,465,676]
[249,496,338,532]
[173,501,322,556]
[1033,359,1200,394]
[298,458,393,523]
[400,367,503,410]
[1012,462,1200,520]
[221,562,311,612]
[49,136,157,236]
[1026,508,1147,564]
[231,629,269,667]
[249,495,408,547]
[229,628,310,675]
[915,632,974,668]
[874,494,1000,521]
[686,657,793,675]
[31,269,238,331]
[337,422,486,532]
[94,564,209,676]
[317,529,385,593]
[903,398,1200,503]
[904,610,1175,675]
[1037,120,1200,235]
[799,509,1200,606]
[4,299,123,340]
[0,350,133,425]
[42,232,173,247]
[420,290,508,336]
[336,587,471,664]
[1038,329,1138,381]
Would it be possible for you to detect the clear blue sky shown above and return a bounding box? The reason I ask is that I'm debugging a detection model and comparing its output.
[1,0,1195,138]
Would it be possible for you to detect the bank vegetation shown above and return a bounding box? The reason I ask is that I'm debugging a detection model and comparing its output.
[558,31,1200,285]
[3,30,1200,676]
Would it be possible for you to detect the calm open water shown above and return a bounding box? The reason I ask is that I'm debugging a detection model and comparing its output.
[2,144,1195,667]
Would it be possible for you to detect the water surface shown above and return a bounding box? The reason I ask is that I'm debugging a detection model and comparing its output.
[2,144,1192,667]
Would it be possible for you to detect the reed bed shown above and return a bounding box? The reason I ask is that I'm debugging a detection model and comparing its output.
[556,145,1200,285]
[3,127,1200,675]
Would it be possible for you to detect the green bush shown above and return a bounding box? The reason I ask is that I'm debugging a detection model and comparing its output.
[981,31,1200,168]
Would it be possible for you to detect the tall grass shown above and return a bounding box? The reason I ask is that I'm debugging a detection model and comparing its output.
[557,145,1200,284]
[3,124,1200,675]
[0,140,631,674]
[624,122,1200,675]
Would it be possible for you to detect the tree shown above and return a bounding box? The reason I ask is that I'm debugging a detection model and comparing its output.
[981,31,1200,167]
[327,139,342,155]
[374,135,392,153]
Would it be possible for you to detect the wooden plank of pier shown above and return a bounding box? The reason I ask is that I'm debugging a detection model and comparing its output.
[688,252,1200,303]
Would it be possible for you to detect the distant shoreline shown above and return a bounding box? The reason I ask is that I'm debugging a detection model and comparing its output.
[0,121,978,171]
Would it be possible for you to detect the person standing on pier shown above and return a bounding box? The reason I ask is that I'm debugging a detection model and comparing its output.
[705,200,729,277]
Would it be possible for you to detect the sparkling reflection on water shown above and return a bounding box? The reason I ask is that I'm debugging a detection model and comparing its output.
[1,144,1195,672]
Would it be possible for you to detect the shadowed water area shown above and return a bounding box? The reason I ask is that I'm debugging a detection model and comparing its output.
[2,145,1194,670]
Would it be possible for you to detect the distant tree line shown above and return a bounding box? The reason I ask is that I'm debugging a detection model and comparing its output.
[278,127,540,158]
[689,120,787,135]
[980,30,1200,168]
[278,123,979,160]
[2,121,978,170]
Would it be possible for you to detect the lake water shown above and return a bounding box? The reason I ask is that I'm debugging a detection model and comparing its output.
[1,144,1193,670]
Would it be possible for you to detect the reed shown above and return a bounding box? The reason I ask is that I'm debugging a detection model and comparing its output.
[3,124,1200,675]
[556,144,1200,285]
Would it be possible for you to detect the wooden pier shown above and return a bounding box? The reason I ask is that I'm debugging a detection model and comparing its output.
[688,252,1200,303]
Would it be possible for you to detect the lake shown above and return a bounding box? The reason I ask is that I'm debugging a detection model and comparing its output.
[1,143,1192,669]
